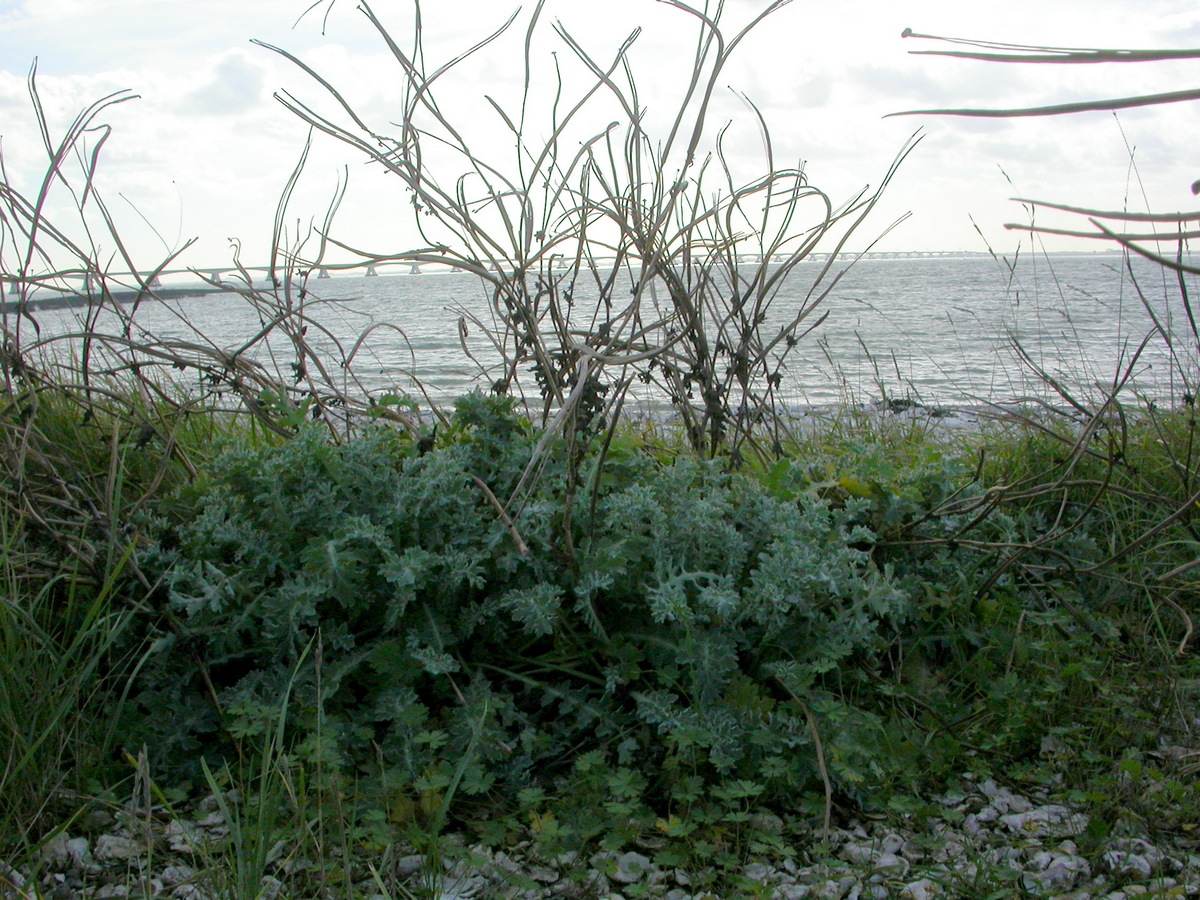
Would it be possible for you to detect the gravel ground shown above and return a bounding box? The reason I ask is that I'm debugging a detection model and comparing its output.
[5,768,1198,900]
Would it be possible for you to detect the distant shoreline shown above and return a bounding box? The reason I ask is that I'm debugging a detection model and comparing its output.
[1,286,223,314]
[0,248,1155,316]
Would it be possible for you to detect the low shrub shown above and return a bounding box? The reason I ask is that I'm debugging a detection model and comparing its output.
[124,393,914,826]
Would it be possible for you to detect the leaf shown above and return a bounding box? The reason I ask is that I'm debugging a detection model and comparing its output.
[500,583,564,635]
[407,638,461,675]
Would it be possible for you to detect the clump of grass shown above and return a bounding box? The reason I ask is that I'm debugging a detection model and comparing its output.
[0,507,132,854]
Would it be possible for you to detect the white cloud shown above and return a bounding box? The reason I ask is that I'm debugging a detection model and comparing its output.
[1,0,1198,272]
[18,0,134,18]
[183,52,268,116]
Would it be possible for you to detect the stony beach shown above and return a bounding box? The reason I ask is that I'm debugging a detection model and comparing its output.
[8,762,1198,900]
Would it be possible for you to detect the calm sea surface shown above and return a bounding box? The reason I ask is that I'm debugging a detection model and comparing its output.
[21,252,1200,414]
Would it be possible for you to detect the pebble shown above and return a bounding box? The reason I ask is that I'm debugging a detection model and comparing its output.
[394,854,425,877]
[898,878,939,900]
[608,851,654,884]
[171,885,210,900]
[775,884,810,899]
[1022,845,1090,891]
[998,804,1088,837]
[11,771,1200,900]
[874,852,908,874]
[41,834,91,869]
[164,819,203,854]
[841,842,876,866]
[527,864,559,883]
[159,865,196,886]
[1102,838,1164,878]
[93,835,142,863]
[743,862,772,881]
[814,878,849,899]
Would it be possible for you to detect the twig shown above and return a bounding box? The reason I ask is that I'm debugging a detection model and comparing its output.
[470,474,529,557]
[775,676,833,839]
[805,703,834,840]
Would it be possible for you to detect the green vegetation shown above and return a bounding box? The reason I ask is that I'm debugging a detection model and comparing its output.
[2,3,1199,898]
[3,384,1198,895]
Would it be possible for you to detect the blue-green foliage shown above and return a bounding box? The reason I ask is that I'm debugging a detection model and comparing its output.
[129,394,912,808]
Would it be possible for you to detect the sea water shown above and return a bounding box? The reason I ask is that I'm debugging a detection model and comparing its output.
[15,252,1198,414]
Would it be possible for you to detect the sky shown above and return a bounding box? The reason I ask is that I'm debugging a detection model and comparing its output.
[2,0,1199,277]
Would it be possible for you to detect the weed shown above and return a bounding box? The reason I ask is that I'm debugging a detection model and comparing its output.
[0,507,135,856]
[260,1,918,459]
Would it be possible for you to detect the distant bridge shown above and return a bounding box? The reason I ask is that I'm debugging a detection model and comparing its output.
[3,264,378,296]
[3,250,994,295]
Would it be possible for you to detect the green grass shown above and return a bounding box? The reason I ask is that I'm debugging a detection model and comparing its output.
[0,378,274,859]
[0,505,133,852]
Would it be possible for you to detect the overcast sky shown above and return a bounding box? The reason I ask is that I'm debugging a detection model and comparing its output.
[2,0,1198,274]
